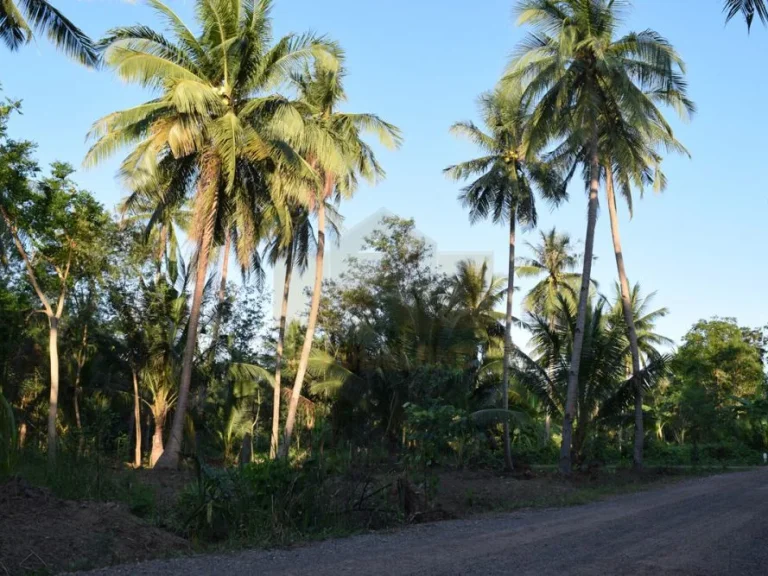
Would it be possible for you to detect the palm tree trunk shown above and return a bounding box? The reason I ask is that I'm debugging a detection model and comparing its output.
[47,316,60,468]
[604,165,643,470]
[132,368,142,468]
[271,241,294,459]
[501,202,516,472]
[545,315,556,444]
[208,230,231,366]
[559,134,600,476]
[156,180,219,469]
[280,184,329,458]
[150,409,166,468]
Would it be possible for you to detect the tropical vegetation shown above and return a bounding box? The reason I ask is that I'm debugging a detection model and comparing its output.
[0,0,766,561]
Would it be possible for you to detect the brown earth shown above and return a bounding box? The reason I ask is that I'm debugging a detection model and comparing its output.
[0,477,189,575]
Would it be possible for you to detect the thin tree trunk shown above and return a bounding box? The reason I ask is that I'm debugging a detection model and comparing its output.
[604,165,644,470]
[47,317,60,468]
[18,421,27,449]
[132,368,142,468]
[559,134,600,476]
[156,177,219,469]
[501,202,516,472]
[208,230,231,366]
[73,324,88,456]
[154,226,167,283]
[150,411,166,468]
[271,242,294,458]
[144,410,151,457]
[280,184,329,458]
[544,316,556,444]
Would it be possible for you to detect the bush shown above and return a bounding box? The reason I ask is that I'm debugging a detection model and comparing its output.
[644,440,762,466]
[175,458,374,544]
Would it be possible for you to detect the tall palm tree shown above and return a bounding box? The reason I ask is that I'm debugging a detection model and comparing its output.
[263,200,313,458]
[86,0,336,468]
[725,0,768,28]
[515,294,669,464]
[0,0,98,65]
[506,0,693,474]
[445,85,564,471]
[279,58,401,457]
[598,114,687,468]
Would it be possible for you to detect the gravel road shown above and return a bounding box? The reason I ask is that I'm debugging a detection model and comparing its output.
[76,468,768,576]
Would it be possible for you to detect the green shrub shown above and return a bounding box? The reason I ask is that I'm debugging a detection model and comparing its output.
[175,458,344,544]
[645,440,762,466]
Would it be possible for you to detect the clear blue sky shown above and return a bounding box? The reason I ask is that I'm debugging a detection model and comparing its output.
[1,0,766,345]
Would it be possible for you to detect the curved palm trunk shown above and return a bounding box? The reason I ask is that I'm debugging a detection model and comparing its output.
[156,182,219,469]
[559,135,600,476]
[501,203,516,472]
[132,368,142,468]
[47,317,60,468]
[280,186,328,458]
[604,165,643,470]
[271,241,294,459]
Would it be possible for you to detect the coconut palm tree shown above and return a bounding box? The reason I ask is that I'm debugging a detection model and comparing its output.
[518,227,584,439]
[608,283,673,363]
[449,259,505,359]
[598,115,687,468]
[0,0,98,66]
[445,85,564,471]
[725,0,768,28]
[515,294,669,464]
[506,0,693,474]
[86,0,337,468]
[518,228,582,318]
[120,187,191,284]
[262,200,313,458]
[278,58,401,457]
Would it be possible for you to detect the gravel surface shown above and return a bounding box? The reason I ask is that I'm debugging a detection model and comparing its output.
[74,468,768,576]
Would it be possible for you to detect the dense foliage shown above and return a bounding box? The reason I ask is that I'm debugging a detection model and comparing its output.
[0,0,766,552]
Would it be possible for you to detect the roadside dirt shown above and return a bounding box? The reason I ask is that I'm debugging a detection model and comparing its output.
[73,468,768,576]
[0,477,189,575]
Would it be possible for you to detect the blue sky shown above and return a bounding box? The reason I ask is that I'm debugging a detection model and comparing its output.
[1,0,766,346]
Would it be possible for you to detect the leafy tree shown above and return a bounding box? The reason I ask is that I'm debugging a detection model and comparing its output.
[87,0,338,468]
[0,0,98,65]
[445,85,564,470]
[280,56,401,457]
[506,0,693,474]
[672,319,765,405]
[308,217,480,446]
[0,152,111,465]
